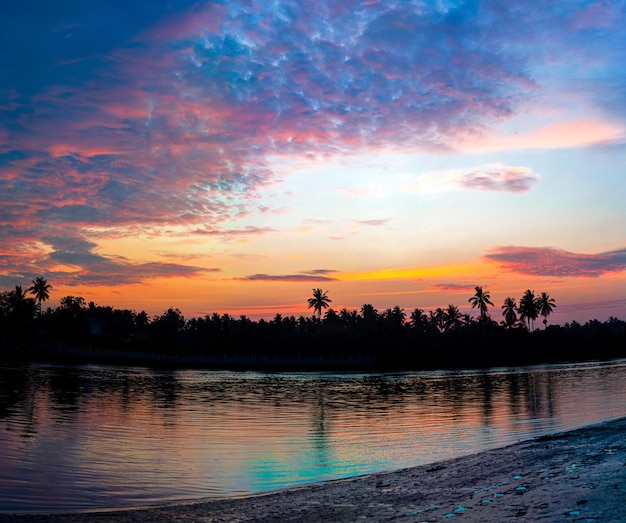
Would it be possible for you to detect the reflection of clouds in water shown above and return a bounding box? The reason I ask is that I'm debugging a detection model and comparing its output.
[1,362,626,511]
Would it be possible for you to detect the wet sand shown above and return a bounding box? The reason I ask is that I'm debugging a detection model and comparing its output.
[2,417,626,522]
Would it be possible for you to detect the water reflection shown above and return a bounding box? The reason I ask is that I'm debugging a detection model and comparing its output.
[1,360,626,512]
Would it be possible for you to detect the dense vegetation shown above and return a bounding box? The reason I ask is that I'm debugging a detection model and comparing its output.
[1,281,625,370]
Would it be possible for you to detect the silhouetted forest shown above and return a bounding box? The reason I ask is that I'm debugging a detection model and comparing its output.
[1,282,625,370]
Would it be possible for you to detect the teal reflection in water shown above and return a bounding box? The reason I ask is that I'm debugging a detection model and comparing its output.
[1,360,626,512]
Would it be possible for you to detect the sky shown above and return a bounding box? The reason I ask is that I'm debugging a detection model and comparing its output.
[1,0,625,323]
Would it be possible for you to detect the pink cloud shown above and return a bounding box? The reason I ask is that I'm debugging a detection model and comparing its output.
[3,0,625,291]
[141,3,226,41]
[356,219,391,226]
[458,165,539,193]
[409,163,539,193]
[475,118,625,152]
[571,0,624,29]
[485,246,626,277]
[191,226,276,239]
[0,225,221,288]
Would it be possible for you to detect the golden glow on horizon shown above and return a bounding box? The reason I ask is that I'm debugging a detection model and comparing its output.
[339,262,491,282]
[37,251,625,323]
[44,264,626,323]
[2,1,626,333]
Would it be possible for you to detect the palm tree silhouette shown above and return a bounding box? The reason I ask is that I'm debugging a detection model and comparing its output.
[468,286,494,322]
[518,290,538,331]
[443,304,464,332]
[339,307,358,327]
[360,303,378,323]
[323,308,339,324]
[410,308,428,332]
[390,305,406,328]
[501,297,518,328]
[308,288,331,318]
[536,292,556,328]
[28,277,51,315]
[9,285,28,309]
[430,307,445,332]
[8,285,36,322]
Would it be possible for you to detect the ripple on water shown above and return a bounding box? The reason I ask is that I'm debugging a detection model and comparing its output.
[1,360,626,512]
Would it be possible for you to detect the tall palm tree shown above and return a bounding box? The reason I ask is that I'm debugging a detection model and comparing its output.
[308,288,331,318]
[360,303,378,324]
[443,304,464,332]
[410,308,428,331]
[135,310,150,331]
[390,305,406,328]
[8,285,36,322]
[429,307,445,332]
[518,290,538,331]
[339,307,358,327]
[28,276,51,315]
[323,308,339,324]
[536,292,556,328]
[501,297,518,328]
[468,286,494,322]
[8,285,28,309]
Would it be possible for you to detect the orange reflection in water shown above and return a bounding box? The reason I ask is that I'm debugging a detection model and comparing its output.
[2,361,626,512]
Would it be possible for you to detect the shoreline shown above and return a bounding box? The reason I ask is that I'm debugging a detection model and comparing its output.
[6,344,624,374]
[2,417,626,522]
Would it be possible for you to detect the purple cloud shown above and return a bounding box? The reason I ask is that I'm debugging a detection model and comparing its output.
[457,165,539,193]
[18,233,221,287]
[1,1,625,286]
[191,226,276,238]
[409,163,539,193]
[431,283,479,292]
[239,270,339,282]
[556,299,626,315]
[485,246,626,277]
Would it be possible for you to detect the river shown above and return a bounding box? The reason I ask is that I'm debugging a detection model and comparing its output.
[1,359,626,512]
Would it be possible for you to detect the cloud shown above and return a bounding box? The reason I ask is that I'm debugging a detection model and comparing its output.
[11,233,222,287]
[356,219,390,227]
[338,185,391,199]
[556,299,626,315]
[239,269,339,282]
[470,118,625,152]
[430,283,478,292]
[305,269,338,275]
[44,235,98,254]
[191,226,276,238]
[408,163,539,193]
[2,1,625,286]
[485,246,626,278]
[458,165,540,192]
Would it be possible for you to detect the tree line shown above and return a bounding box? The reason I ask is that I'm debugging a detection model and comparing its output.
[307,287,556,332]
[1,280,624,370]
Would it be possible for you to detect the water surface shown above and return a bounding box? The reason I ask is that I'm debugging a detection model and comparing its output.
[1,359,626,512]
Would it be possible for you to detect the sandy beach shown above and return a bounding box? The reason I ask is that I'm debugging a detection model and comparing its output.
[2,417,625,522]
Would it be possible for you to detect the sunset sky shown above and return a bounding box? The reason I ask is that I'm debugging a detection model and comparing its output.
[1,0,625,323]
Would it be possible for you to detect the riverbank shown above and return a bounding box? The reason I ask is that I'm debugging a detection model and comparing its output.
[2,343,379,371]
[4,342,624,373]
[2,417,625,522]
